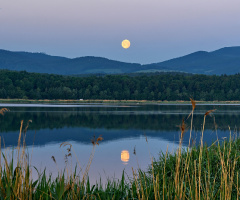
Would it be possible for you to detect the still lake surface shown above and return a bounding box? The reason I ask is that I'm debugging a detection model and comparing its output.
[0,103,239,184]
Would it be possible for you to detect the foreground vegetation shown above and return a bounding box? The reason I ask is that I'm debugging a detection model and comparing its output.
[1,69,240,101]
[1,101,240,199]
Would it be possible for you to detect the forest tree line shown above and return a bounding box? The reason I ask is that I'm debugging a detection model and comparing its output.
[0,70,240,101]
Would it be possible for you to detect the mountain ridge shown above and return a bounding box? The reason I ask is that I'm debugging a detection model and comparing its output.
[1,46,240,75]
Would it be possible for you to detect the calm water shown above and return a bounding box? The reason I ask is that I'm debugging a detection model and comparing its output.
[0,103,240,184]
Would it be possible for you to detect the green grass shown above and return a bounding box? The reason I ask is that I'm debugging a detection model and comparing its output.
[1,103,240,199]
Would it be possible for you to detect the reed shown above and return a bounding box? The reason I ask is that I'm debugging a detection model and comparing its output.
[1,103,240,199]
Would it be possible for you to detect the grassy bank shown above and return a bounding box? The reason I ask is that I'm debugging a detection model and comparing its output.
[1,102,240,199]
[1,98,240,104]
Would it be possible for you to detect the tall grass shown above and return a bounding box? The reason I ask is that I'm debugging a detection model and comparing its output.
[0,103,240,199]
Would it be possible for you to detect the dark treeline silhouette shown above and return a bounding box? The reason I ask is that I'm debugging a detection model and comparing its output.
[1,70,240,101]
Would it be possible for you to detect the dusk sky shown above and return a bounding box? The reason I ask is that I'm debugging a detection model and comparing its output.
[1,0,240,64]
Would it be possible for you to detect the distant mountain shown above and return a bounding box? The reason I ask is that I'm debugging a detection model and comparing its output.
[0,49,143,75]
[1,47,240,75]
[144,47,240,75]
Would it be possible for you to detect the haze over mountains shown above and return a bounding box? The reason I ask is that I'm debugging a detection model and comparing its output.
[1,46,240,75]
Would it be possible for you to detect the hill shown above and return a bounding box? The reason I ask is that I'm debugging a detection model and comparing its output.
[0,49,142,75]
[1,47,240,75]
[144,47,240,75]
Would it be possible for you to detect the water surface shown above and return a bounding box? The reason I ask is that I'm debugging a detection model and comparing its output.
[0,103,239,184]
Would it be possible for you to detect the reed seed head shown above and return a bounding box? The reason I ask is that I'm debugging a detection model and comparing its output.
[190,98,196,112]
[205,109,216,116]
[0,108,9,116]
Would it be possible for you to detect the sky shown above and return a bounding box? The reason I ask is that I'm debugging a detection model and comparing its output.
[1,0,240,64]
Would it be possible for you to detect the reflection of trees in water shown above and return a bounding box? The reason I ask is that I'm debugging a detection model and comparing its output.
[0,105,239,147]
[0,110,239,133]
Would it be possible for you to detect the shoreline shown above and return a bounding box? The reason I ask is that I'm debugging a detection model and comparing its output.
[1,98,240,104]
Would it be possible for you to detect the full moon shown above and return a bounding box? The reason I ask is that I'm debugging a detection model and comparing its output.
[122,39,130,49]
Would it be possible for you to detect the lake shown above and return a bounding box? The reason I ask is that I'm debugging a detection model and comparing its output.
[0,103,239,184]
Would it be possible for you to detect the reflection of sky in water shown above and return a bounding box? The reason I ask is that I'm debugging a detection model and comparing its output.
[0,103,239,184]
[3,137,180,185]
[1,129,231,185]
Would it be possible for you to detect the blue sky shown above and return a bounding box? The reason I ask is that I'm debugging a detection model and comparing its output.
[1,0,240,64]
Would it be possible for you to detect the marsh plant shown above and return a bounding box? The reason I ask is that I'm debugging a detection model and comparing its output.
[0,102,240,199]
